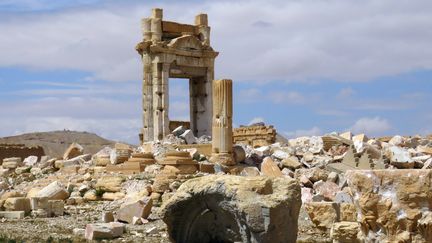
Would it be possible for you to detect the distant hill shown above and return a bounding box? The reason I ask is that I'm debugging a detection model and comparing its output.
[0,131,116,158]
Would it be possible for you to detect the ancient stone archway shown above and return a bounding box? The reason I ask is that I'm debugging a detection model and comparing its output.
[136,8,218,142]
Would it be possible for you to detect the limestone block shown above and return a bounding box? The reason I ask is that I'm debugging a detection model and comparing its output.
[30,197,48,210]
[161,175,301,243]
[116,197,153,224]
[63,142,84,160]
[102,211,115,223]
[313,180,340,201]
[48,200,64,217]
[1,191,25,200]
[2,157,22,169]
[340,203,357,222]
[198,162,215,173]
[281,156,302,170]
[85,222,125,240]
[163,165,197,174]
[0,211,25,219]
[95,176,124,193]
[35,181,69,200]
[4,197,31,213]
[233,145,246,163]
[23,156,38,166]
[102,192,125,201]
[83,190,98,201]
[304,202,339,229]
[330,221,361,243]
[240,166,261,176]
[295,167,329,183]
[273,150,290,160]
[14,166,30,175]
[180,129,197,144]
[260,157,283,177]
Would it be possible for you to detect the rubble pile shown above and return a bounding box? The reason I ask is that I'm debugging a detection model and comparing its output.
[0,131,430,241]
[1,7,431,243]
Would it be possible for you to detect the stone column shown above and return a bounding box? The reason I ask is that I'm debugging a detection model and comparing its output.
[151,8,162,42]
[152,62,170,141]
[210,79,234,165]
[189,74,212,138]
[142,55,153,142]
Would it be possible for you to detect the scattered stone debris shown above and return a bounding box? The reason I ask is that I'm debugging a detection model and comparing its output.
[0,7,431,243]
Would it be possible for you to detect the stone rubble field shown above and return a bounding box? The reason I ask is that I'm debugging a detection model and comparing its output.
[0,129,432,242]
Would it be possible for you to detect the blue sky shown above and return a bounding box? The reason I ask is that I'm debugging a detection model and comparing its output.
[0,0,431,144]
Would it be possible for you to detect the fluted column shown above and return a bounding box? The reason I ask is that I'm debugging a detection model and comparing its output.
[210,79,234,165]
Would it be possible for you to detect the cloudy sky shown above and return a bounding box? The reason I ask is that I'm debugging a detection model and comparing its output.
[0,0,431,144]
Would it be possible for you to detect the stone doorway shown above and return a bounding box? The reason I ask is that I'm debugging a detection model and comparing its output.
[136,8,218,142]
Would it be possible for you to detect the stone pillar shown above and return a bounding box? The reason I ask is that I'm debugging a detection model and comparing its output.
[141,18,152,41]
[152,63,170,141]
[142,55,153,142]
[189,74,212,138]
[210,79,234,165]
[150,8,162,42]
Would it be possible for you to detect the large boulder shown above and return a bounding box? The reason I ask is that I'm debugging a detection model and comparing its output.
[161,175,301,243]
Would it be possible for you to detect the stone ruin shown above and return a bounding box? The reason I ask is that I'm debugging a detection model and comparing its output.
[0,143,45,162]
[233,124,277,148]
[136,8,218,142]
[0,7,432,243]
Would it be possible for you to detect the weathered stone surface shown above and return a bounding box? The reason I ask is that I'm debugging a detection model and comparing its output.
[0,211,25,219]
[239,166,261,176]
[304,202,339,229]
[63,142,83,160]
[295,167,329,183]
[4,197,31,213]
[313,180,340,201]
[346,169,432,242]
[260,157,283,177]
[340,203,357,222]
[23,155,38,166]
[30,197,48,210]
[116,197,153,224]
[233,124,276,148]
[95,176,124,192]
[138,9,216,142]
[180,129,197,144]
[102,192,125,201]
[232,145,246,163]
[281,156,302,170]
[85,222,125,240]
[210,79,235,165]
[161,175,301,243]
[48,200,64,216]
[102,211,114,223]
[35,181,69,200]
[330,221,361,243]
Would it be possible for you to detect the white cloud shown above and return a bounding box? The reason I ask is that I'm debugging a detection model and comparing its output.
[238,88,261,103]
[0,0,431,83]
[338,87,355,98]
[268,91,305,104]
[248,117,265,125]
[284,126,322,138]
[350,117,392,136]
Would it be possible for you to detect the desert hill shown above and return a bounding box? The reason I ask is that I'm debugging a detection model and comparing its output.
[0,130,116,158]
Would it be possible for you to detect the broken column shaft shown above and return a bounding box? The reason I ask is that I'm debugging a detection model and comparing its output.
[210,79,235,165]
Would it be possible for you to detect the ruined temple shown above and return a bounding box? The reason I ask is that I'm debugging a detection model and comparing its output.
[233,124,277,148]
[136,8,218,142]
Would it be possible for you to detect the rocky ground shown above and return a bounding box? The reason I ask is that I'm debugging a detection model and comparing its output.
[0,128,431,242]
